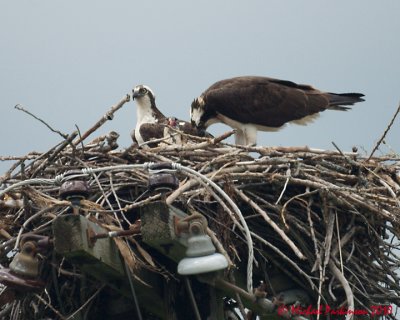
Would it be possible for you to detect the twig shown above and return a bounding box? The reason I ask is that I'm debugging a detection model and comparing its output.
[323,208,335,269]
[14,104,68,139]
[0,153,41,161]
[368,103,400,161]
[150,130,235,153]
[236,188,306,260]
[335,211,344,274]
[30,131,78,178]
[183,277,202,320]
[331,141,358,167]
[275,167,291,206]
[329,261,354,320]
[66,285,105,320]
[73,94,130,145]
[250,231,319,292]
[35,293,67,320]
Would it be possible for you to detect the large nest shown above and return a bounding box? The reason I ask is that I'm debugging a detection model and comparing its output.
[1,101,400,319]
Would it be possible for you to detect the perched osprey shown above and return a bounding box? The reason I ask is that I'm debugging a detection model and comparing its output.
[190,76,365,145]
[131,84,205,147]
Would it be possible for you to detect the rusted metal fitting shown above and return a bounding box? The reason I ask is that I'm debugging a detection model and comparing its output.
[174,213,207,236]
[188,220,205,235]
[174,217,190,236]
[0,240,45,291]
[20,234,52,252]
[87,220,141,247]
[9,241,39,278]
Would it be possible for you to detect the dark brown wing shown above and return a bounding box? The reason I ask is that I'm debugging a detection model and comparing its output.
[137,123,166,147]
[202,76,337,128]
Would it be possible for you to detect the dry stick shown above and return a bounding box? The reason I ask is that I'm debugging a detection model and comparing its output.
[328,261,354,320]
[275,167,291,206]
[167,178,199,205]
[0,303,12,318]
[15,104,68,139]
[266,145,358,156]
[151,130,235,153]
[123,193,162,211]
[331,141,358,167]
[0,154,41,161]
[139,124,216,148]
[139,132,179,148]
[66,285,105,320]
[10,141,65,180]
[0,159,25,184]
[250,231,318,293]
[206,228,233,267]
[35,294,67,320]
[186,177,244,233]
[297,172,396,220]
[227,144,359,157]
[73,94,130,146]
[164,125,211,142]
[331,227,360,258]
[31,131,78,178]
[335,211,344,275]
[368,103,400,161]
[364,167,400,207]
[236,189,306,260]
[323,208,335,269]
[280,189,319,229]
[306,194,323,320]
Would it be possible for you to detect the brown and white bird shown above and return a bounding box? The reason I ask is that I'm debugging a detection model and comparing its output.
[190,76,365,145]
[131,84,206,147]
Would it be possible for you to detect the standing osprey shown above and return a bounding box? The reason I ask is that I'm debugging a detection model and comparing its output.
[190,76,365,145]
[132,84,205,147]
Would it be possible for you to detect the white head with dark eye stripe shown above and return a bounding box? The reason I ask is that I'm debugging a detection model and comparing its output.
[132,85,156,109]
[190,97,206,128]
[190,96,219,129]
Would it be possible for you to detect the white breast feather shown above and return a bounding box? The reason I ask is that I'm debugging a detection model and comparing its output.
[135,95,158,145]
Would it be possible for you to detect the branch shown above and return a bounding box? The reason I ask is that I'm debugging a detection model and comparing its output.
[329,261,354,320]
[236,188,306,260]
[73,94,130,145]
[14,104,68,139]
[368,103,400,161]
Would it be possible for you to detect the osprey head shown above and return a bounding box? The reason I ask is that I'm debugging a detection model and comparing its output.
[190,97,207,129]
[132,85,156,109]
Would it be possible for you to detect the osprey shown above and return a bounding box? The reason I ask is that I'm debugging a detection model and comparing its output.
[190,76,365,145]
[131,84,205,147]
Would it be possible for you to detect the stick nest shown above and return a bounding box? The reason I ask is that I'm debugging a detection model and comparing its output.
[1,127,400,319]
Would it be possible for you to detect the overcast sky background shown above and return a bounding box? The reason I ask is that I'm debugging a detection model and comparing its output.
[1,1,399,175]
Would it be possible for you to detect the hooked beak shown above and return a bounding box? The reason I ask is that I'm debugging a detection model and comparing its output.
[132,89,139,100]
[132,88,146,100]
[192,120,205,130]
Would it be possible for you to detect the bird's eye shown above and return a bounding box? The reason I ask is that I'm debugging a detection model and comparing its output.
[140,88,148,94]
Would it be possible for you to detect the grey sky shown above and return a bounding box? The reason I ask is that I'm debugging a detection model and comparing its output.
[1,1,399,174]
